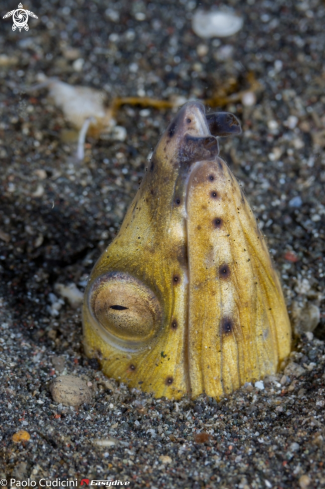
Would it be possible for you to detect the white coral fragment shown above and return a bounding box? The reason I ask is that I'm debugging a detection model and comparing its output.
[48,79,114,131]
[55,283,84,308]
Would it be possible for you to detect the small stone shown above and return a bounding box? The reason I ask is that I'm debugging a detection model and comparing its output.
[32,184,44,197]
[284,251,299,263]
[51,355,66,374]
[280,375,289,385]
[140,109,150,117]
[295,278,311,295]
[159,455,172,464]
[285,115,298,129]
[73,58,84,72]
[192,9,243,38]
[293,138,304,149]
[255,380,264,390]
[263,375,281,387]
[34,169,47,180]
[134,12,146,21]
[284,362,306,378]
[93,438,117,447]
[291,301,320,335]
[316,399,325,408]
[0,229,10,243]
[290,442,300,452]
[289,196,302,208]
[197,44,209,57]
[63,47,81,60]
[299,475,311,489]
[312,433,323,446]
[243,382,254,391]
[50,375,93,407]
[0,54,18,66]
[268,120,279,131]
[12,461,28,480]
[105,8,120,22]
[307,347,317,361]
[12,430,31,443]
[34,235,44,248]
[111,126,127,141]
[269,147,282,161]
[195,432,211,443]
[242,91,256,107]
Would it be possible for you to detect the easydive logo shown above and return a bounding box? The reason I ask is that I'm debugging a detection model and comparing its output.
[80,482,130,487]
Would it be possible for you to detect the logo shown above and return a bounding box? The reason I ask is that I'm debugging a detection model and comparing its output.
[81,482,130,487]
[3,3,38,32]
[90,482,130,487]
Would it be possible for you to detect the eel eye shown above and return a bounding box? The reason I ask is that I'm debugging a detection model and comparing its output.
[88,272,162,349]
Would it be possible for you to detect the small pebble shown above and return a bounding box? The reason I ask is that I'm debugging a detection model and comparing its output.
[195,433,211,443]
[280,375,289,385]
[192,9,243,38]
[290,442,300,452]
[0,54,18,66]
[73,58,84,72]
[105,8,119,22]
[110,126,127,141]
[299,475,311,489]
[34,235,44,248]
[50,375,93,407]
[197,44,209,57]
[242,91,256,107]
[255,380,264,390]
[268,120,279,131]
[311,433,323,446]
[63,47,81,60]
[12,461,28,480]
[285,115,299,129]
[93,438,117,447]
[289,196,302,208]
[159,455,172,464]
[51,355,66,374]
[284,251,299,262]
[12,430,31,443]
[243,382,254,391]
[34,169,47,180]
[55,283,84,308]
[292,301,320,335]
[284,362,306,378]
[32,184,44,197]
[0,229,10,243]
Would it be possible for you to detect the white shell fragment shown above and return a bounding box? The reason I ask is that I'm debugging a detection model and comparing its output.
[92,438,117,447]
[29,75,114,132]
[55,283,84,308]
[192,9,243,38]
[48,80,113,130]
[254,381,265,390]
